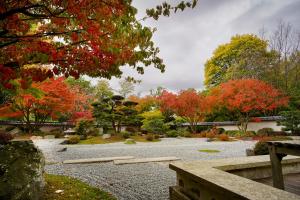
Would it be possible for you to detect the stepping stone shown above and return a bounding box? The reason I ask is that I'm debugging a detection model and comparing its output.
[114,157,180,165]
[63,156,134,164]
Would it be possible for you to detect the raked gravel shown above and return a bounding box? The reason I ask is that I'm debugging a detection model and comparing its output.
[34,138,255,200]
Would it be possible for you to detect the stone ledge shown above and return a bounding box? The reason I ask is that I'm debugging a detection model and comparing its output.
[114,157,180,165]
[63,156,134,164]
[170,156,300,200]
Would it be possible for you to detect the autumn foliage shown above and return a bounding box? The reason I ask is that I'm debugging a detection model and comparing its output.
[159,90,214,133]
[0,77,92,132]
[0,0,167,91]
[212,79,289,132]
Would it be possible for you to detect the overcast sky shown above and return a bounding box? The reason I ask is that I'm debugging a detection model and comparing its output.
[91,0,300,96]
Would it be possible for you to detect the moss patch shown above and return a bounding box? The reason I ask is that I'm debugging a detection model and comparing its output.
[78,135,124,144]
[198,149,220,153]
[78,135,160,144]
[43,174,116,200]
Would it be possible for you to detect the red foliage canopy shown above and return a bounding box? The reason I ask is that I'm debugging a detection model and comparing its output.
[0,77,76,120]
[0,0,165,90]
[212,79,289,113]
[159,90,214,132]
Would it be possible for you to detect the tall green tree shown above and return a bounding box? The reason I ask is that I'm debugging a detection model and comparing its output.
[204,34,273,88]
[94,80,114,100]
[118,79,135,98]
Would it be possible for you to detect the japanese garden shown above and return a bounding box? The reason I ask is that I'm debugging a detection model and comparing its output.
[0,0,300,200]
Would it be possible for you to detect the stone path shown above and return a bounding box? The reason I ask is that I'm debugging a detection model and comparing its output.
[34,138,255,200]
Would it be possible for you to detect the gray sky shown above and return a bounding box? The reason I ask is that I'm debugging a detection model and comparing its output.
[91,0,300,96]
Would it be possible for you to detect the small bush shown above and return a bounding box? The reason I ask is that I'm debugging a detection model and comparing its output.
[67,135,80,144]
[244,131,256,137]
[121,131,131,139]
[257,128,274,136]
[200,131,207,137]
[146,134,154,141]
[166,130,179,138]
[154,134,160,139]
[75,119,95,137]
[225,130,242,137]
[183,132,191,137]
[0,132,14,144]
[218,133,229,141]
[253,141,269,155]
[217,128,225,134]
[50,129,63,138]
[177,128,190,137]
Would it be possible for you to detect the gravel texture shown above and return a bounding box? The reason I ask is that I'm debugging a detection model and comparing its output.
[34,138,255,200]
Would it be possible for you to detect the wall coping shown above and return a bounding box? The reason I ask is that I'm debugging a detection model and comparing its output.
[170,155,300,200]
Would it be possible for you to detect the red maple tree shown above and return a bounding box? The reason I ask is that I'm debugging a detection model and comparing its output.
[212,79,289,133]
[0,1,194,92]
[0,77,76,133]
[159,90,214,133]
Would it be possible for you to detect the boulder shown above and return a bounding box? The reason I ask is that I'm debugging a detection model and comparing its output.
[102,134,111,139]
[246,148,255,156]
[0,140,45,200]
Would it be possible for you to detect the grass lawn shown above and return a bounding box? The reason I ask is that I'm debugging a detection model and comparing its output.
[79,135,160,144]
[198,149,220,153]
[43,174,116,200]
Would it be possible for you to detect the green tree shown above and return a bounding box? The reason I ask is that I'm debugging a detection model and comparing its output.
[118,79,135,98]
[140,110,169,134]
[92,95,139,134]
[94,80,114,100]
[204,34,273,88]
[278,111,300,135]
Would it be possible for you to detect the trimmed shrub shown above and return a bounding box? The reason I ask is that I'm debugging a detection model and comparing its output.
[225,130,242,136]
[200,131,207,138]
[146,134,154,141]
[166,130,179,138]
[217,128,225,134]
[75,119,95,138]
[50,129,63,138]
[257,128,274,136]
[254,141,269,155]
[67,135,80,144]
[218,133,229,141]
[154,134,160,139]
[244,131,256,137]
[121,131,131,139]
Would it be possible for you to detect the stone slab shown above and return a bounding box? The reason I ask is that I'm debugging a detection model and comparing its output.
[63,156,134,164]
[114,157,180,165]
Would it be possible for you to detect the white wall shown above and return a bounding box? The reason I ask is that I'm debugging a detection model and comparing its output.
[217,121,284,132]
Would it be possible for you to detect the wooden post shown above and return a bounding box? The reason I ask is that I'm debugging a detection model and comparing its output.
[268,144,285,190]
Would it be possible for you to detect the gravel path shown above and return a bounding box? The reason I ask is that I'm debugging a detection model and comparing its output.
[34,138,255,200]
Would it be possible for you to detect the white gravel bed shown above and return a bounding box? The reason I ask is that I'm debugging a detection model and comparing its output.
[34,138,255,200]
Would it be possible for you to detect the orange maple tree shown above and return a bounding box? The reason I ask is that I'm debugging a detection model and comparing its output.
[211,79,289,133]
[0,0,197,92]
[159,90,214,133]
[128,95,158,113]
[0,77,77,133]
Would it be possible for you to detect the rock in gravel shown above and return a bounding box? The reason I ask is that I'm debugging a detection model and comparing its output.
[57,147,67,152]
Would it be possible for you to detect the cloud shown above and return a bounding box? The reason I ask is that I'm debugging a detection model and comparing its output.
[90,0,300,96]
